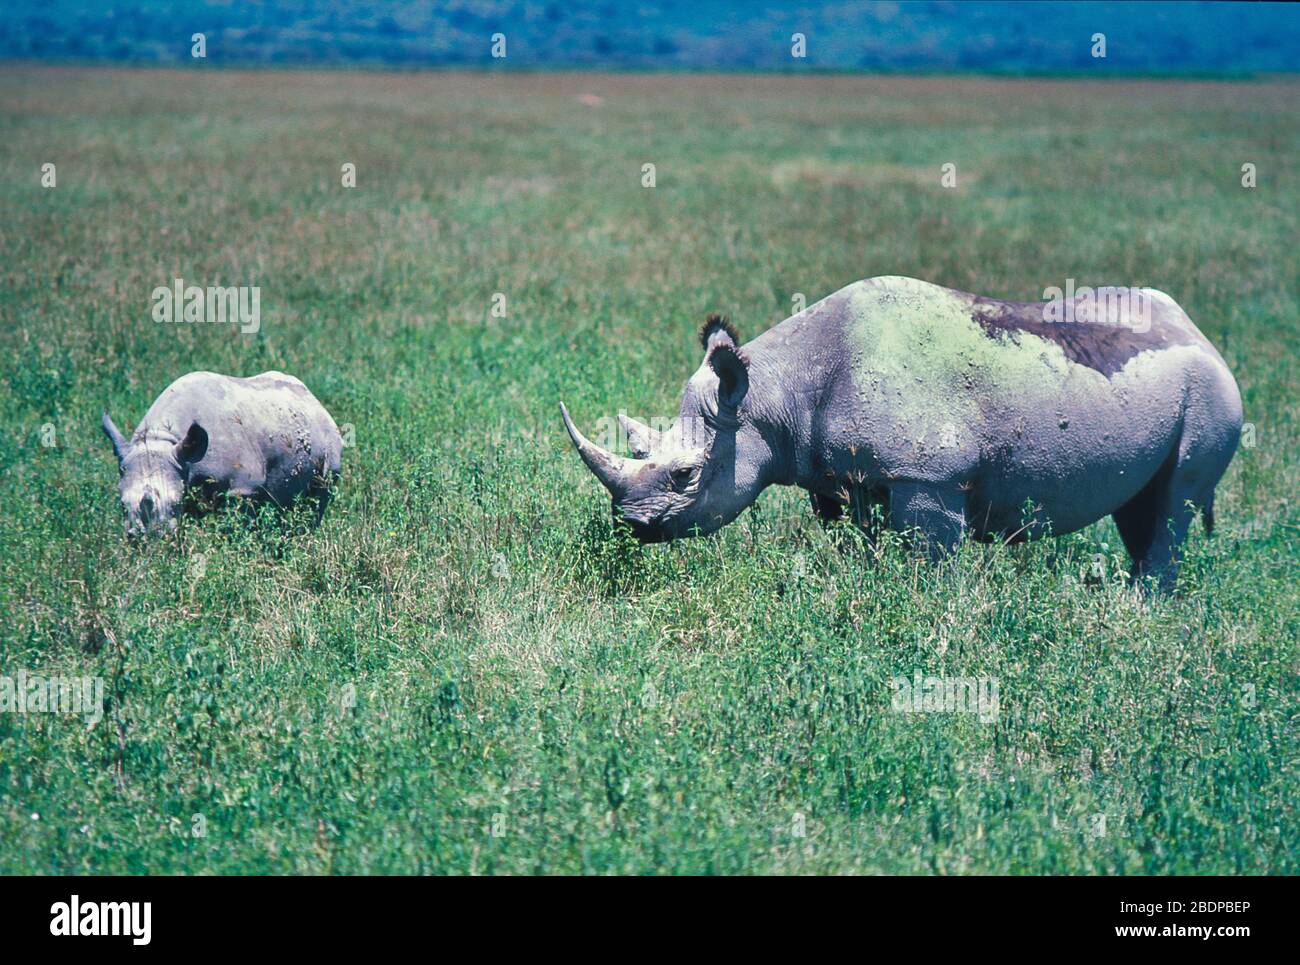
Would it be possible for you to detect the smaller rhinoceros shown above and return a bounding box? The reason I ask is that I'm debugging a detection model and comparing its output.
[101,370,343,538]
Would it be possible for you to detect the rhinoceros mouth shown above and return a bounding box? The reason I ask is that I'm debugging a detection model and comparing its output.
[621,517,669,544]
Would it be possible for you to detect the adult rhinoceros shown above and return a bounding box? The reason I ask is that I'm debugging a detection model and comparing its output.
[102,371,343,538]
[561,276,1242,590]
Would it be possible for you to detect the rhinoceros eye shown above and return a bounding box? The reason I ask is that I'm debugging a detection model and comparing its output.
[669,466,697,492]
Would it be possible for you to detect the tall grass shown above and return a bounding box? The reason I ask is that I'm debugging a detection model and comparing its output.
[0,68,1296,873]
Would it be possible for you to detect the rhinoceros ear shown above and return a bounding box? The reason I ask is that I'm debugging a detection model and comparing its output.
[708,342,749,413]
[174,422,209,467]
[102,412,129,464]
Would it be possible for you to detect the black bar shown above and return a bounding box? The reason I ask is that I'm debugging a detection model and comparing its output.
[0,875,1283,952]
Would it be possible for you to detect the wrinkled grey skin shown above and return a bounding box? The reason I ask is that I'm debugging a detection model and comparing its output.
[563,276,1242,591]
[102,371,343,538]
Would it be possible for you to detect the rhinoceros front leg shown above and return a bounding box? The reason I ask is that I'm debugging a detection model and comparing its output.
[809,488,888,547]
[809,491,844,523]
[887,482,968,560]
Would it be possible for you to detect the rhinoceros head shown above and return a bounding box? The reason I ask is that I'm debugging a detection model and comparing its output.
[102,413,208,538]
[562,315,761,543]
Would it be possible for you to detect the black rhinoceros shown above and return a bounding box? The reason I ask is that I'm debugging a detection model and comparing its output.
[102,370,343,538]
[561,276,1242,590]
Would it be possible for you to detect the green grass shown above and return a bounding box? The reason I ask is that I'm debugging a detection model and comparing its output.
[0,67,1296,874]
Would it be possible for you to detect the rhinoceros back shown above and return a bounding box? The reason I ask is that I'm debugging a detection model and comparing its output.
[139,371,342,501]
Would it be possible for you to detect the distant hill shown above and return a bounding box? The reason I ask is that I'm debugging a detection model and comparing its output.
[2,1,1297,74]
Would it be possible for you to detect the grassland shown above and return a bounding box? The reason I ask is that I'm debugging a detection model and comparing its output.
[0,67,1296,874]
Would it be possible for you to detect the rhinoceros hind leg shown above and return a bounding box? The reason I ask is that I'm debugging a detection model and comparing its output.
[1113,447,1215,593]
[888,483,967,561]
[308,471,338,527]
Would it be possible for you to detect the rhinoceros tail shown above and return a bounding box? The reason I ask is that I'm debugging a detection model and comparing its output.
[1203,492,1215,536]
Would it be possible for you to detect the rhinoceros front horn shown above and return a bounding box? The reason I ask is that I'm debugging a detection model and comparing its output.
[559,402,640,498]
